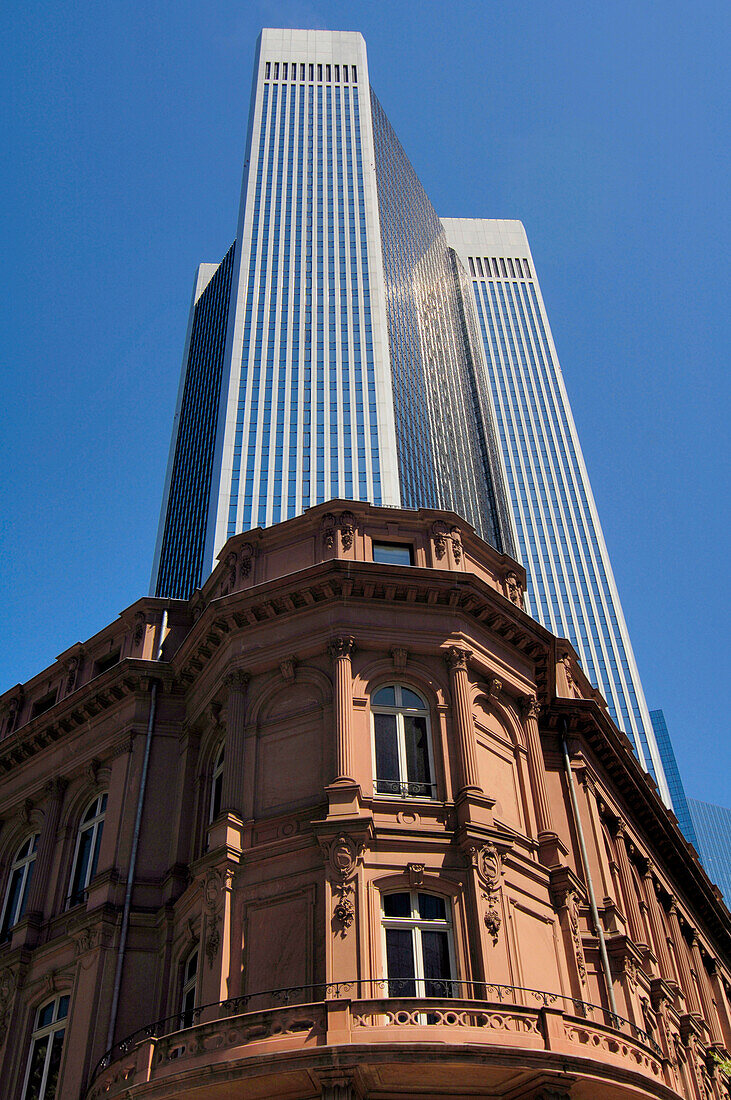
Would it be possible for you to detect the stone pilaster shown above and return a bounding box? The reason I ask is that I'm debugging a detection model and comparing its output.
[522,696,553,836]
[668,901,703,1017]
[444,647,481,794]
[613,824,646,946]
[690,933,723,1043]
[25,777,67,919]
[329,637,355,782]
[221,671,249,813]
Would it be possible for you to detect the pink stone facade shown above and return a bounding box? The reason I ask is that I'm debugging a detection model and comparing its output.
[0,502,729,1099]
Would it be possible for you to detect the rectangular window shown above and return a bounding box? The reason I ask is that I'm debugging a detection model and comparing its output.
[523,258,531,278]
[499,257,507,277]
[468,257,475,275]
[334,64,339,81]
[476,257,484,276]
[373,542,414,565]
[282,62,287,79]
[343,64,348,81]
[300,62,305,80]
[317,63,322,81]
[94,649,120,676]
[274,62,279,80]
[492,258,500,277]
[31,690,58,719]
[351,65,357,82]
[309,63,314,80]
[265,62,271,79]
[326,64,331,81]
[507,257,515,277]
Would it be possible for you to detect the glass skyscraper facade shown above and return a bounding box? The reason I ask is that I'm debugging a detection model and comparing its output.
[686,799,731,904]
[152,29,511,601]
[442,220,670,801]
[152,28,672,805]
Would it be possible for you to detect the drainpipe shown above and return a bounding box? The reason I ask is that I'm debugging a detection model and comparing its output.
[106,609,168,1050]
[560,716,618,1018]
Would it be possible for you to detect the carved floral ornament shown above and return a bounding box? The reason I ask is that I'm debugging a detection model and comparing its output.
[444,646,470,673]
[321,511,357,552]
[431,522,463,563]
[320,833,364,937]
[198,867,233,968]
[328,636,355,662]
[468,841,504,945]
[504,571,524,608]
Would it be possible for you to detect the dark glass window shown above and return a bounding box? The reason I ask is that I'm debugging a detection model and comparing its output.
[0,834,39,940]
[180,949,199,1029]
[372,542,413,566]
[209,744,224,822]
[382,891,454,999]
[22,995,69,1100]
[68,794,107,907]
[372,685,434,798]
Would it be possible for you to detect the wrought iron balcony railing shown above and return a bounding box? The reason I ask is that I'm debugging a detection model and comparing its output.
[90,976,663,1085]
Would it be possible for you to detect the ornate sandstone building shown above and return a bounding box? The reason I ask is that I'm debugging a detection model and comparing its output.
[0,502,729,1099]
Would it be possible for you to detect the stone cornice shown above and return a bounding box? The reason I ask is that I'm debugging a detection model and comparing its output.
[0,660,176,776]
[547,698,731,957]
[173,559,553,690]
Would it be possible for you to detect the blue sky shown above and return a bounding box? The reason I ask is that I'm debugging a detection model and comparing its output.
[1,1,729,803]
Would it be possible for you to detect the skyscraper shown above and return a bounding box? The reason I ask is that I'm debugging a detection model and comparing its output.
[152,28,670,803]
[443,220,670,800]
[152,29,512,604]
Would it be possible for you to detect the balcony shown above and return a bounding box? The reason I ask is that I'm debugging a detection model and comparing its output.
[85,981,671,1099]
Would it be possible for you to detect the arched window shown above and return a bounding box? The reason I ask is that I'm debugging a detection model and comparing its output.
[209,744,224,823]
[1,834,39,942]
[372,685,435,798]
[382,890,455,998]
[21,995,69,1100]
[68,794,107,908]
[180,948,199,1029]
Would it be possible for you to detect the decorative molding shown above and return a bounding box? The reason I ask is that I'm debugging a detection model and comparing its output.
[504,570,524,608]
[319,833,364,938]
[133,612,146,647]
[450,526,463,563]
[467,841,503,945]
[321,513,337,550]
[225,551,238,591]
[391,647,408,674]
[239,542,255,577]
[488,677,502,699]
[198,867,233,969]
[408,863,425,889]
[431,521,448,559]
[328,636,355,662]
[339,511,356,551]
[523,695,541,721]
[223,669,249,692]
[444,646,470,672]
[280,657,297,684]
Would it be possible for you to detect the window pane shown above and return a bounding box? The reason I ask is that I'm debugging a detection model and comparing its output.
[383,892,411,917]
[24,1034,49,1100]
[373,542,413,565]
[400,688,424,710]
[421,929,452,996]
[44,1028,65,1100]
[404,716,431,792]
[71,831,92,903]
[374,714,399,792]
[89,822,104,882]
[18,861,35,921]
[418,894,446,921]
[373,686,395,706]
[211,773,222,820]
[386,928,416,996]
[57,997,69,1021]
[1,869,24,938]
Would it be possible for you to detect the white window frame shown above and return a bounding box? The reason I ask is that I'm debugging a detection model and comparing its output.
[21,994,70,1100]
[371,684,436,800]
[67,793,107,908]
[381,889,457,1000]
[0,833,39,940]
[209,743,225,823]
[180,947,199,1029]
